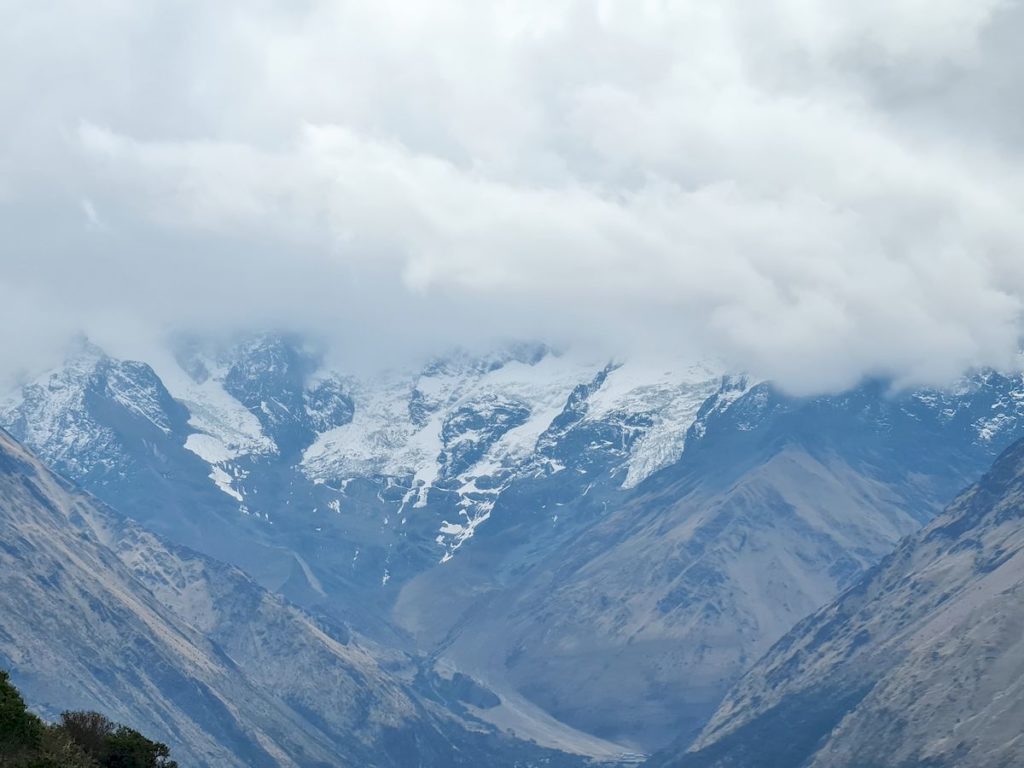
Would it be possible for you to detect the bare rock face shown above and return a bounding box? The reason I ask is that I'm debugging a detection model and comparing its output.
[664,437,1024,768]
[0,428,585,768]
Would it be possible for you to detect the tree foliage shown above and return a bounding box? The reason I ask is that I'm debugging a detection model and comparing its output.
[0,672,176,768]
[0,671,42,756]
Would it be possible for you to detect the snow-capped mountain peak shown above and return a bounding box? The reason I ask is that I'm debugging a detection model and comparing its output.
[2,335,726,569]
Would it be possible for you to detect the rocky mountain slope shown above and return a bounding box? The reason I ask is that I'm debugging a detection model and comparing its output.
[666,436,1024,768]
[6,334,1024,753]
[399,374,1024,750]
[0,427,594,767]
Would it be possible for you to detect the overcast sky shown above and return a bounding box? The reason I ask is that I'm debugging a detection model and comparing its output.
[2,0,1024,393]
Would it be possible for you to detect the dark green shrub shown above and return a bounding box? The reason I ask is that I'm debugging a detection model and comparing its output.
[0,673,175,768]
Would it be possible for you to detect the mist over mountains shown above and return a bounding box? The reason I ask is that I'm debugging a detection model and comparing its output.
[6,2,1024,766]
[5,1,1024,394]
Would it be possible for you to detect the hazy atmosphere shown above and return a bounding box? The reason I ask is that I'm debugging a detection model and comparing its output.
[5,5,1024,768]
[4,0,1024,389]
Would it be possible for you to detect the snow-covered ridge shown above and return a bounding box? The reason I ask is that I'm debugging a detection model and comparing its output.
[583,360,723,488]
[302,350,725,558]
[0,342,174,477]
[1,336,727,563]
[303,352,596,483]
[304,353,723,487]
[148,347,278,462]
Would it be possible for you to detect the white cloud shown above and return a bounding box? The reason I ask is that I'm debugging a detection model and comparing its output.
[2,0,1024,393]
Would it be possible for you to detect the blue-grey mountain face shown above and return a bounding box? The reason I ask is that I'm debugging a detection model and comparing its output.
[666,436,1024,768]
[217,335,354,455]
[0,429,585,768]
[396,372,1024,750]
[3,345,190,481]
[5,334,1024,756]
